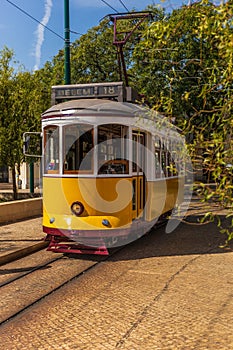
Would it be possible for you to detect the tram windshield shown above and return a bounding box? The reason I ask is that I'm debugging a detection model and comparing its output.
[63,124,94,174]
[98,124,128,174]
[44,123,129,175]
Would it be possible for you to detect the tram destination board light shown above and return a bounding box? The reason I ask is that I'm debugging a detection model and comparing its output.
[51,82,138,104]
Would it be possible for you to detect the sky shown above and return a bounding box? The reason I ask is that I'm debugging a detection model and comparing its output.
[0,0,212,72]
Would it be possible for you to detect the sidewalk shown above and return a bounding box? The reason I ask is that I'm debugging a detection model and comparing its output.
[0,217,46,266]
[0,184,44,265]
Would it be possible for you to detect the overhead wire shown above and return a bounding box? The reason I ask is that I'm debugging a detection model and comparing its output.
[118,0,129,12]
[99,0,119,13]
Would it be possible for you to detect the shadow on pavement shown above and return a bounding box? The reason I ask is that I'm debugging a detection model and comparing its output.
[65,215,232,262]
[109,215,232,261]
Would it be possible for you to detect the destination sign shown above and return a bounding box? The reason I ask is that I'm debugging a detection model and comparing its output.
[51,82,125,104]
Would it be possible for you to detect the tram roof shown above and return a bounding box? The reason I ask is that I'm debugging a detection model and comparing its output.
[42,99,146,117]
[42,99,172,122]
[42,98,182,136]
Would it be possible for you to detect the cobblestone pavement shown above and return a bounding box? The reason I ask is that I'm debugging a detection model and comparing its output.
[0,213,232,350]
[0,217,43,257]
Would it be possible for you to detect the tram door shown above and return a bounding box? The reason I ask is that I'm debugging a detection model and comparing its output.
[132,132,146,220]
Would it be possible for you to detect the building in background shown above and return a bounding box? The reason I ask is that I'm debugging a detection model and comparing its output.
[0,165,8,183]
[3,162,41,190]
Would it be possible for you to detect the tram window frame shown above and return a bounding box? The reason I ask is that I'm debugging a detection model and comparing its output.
[44,125,60,174]
[63,124,94,174]
[97,124,129,175]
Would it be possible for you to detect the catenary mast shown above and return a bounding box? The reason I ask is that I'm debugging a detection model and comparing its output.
[64,0,71,84]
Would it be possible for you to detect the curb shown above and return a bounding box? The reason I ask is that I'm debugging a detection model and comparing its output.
[0,198,42,225]
[0,241,49,266]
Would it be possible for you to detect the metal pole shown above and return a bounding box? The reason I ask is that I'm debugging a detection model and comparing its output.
[29,162,34,194]
[64,0,71,84]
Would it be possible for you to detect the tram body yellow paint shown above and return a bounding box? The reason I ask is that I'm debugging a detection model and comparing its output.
[43,177,132,230]
[43,176,183,231]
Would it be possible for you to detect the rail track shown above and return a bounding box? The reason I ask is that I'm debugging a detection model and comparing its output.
[0,218,171,326]
[0,248,108,326]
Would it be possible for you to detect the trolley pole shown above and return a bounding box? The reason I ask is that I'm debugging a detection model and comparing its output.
[64,0,71,84]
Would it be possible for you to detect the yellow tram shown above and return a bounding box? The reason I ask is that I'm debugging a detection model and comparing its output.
[40,82,186,255]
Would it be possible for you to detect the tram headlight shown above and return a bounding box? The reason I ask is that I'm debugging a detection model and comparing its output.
[71,201,84,216]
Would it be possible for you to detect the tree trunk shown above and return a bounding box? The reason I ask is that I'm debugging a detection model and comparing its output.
[11,166,18,200]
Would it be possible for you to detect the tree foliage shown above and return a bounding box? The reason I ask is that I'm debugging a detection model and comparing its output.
[131,0,233,241]
[0,47,50,198]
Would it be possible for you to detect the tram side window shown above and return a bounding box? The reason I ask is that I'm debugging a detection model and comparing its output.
[166,140,175,177]
[155,137,170,178]
[154,136,161,178]
[154,150,161,178]
[44,126,59,174]
[170,151,178,176]
[98,124,128,174]
[170,139,182,176]
[161,151,167,177]
[132,132,145,173]
[63,124,94,173]
[167,152,172,177]
[161,139,175,178]
[154,138,178,178]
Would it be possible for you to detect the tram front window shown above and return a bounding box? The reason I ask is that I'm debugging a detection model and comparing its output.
[98,124,128,174]
[63,124,94,173]
[44,126,59,174]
